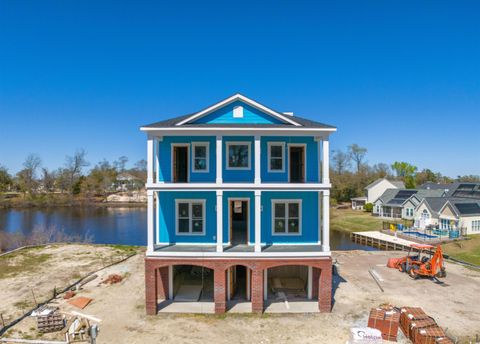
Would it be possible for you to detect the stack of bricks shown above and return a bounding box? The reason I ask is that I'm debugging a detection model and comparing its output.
[415,326,453,344]
[409,318,437,342]
[368,307,400,341]
[400,307,430,338]
[399,307,453,344]
[37,313,64,333]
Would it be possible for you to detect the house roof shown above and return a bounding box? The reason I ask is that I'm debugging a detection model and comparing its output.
[445,182,480,199]
[141,94,336,130]
[421,196,480,217]
[408,189,446,205]
[418,182,453,191]
[364,178,404,190]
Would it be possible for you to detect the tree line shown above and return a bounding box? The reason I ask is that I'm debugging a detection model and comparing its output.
[0,150,147,198]
[331,144,480,203]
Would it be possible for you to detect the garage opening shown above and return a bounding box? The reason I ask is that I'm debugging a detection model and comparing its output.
[172,265,213,302]
[228,265,250,301]
[267,265,309,301]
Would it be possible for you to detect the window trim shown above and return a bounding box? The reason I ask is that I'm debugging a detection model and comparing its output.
[271,199,302,236]
[192,142,210,173]
[267,142,285,173]
[175,199,206,235]
[225,141,251,170]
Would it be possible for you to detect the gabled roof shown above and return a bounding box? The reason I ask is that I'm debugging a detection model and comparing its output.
[418,182,453,191]
[407,189,446,206]
[364,178,404,190]
[445,182,480,199]
[141,93,337,131]
[440,199,480,217]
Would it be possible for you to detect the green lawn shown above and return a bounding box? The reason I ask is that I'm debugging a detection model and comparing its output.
[443,234,480,266]
[330,208,383,233]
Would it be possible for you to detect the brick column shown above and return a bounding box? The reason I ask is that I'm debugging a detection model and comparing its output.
[318,265,332,312]
[214,268,227,314]
[145,259,158,315]
[251,269,264,313]
[311,267,320,299]
[156,266,169,300]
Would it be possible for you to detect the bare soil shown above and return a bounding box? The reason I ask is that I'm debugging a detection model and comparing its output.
[2,247,480,343]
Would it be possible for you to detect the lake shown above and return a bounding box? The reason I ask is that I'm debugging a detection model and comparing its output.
[0,207,374,251]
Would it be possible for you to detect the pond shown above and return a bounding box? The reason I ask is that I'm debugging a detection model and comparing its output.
[0,207,374,251]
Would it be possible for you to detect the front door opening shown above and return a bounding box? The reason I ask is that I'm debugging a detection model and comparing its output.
[230,200,248,245]
[173,146,188,183]
[229,265,249,301]
[289,146,305,183]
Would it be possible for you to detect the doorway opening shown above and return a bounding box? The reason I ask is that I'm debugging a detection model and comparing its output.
[172,265,213,302]
[289,145,305,183]
[173,145,189,183]
[228,265,250,301]
[267,265,309,301]
[229,199,249,245]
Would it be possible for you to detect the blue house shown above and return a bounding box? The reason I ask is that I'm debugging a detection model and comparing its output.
[141,94,336,314]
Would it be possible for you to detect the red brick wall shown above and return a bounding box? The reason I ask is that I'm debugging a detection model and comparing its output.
[144,256,332,315]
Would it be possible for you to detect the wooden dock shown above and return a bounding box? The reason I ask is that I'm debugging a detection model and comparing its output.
[351,231,417,251]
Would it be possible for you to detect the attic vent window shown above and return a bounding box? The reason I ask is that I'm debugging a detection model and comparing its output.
[233,106,244,118]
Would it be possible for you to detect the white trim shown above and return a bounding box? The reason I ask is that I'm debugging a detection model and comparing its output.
[147,190,154,254]
[192,142,210,173]
[226,141,251,170]
[287,143,307,183]
[254,190,262,253]
[307,266,312,300]
[267,142,285,173]
[322,138,330,184]
[216,136,223,184]
[271,199,303,236]
[146,251,332,258]
[233,105,243,118]
[171,143,190,182]
[147,135,154,184]
[254,135,261,184]
[146,182,331,191]
[175,199,206,235]
[228,197,250,245]
[174,94,301,127]
[216,190,223,252]
[156,191,160,245]
[141,127,336,134]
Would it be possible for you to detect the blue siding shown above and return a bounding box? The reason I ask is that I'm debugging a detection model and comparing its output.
[222,136,255,183]
[260,137,319,183]
[158,136,216,183]
[261,191,319,244]
[222,191,255,244]
[158,191,217,244]
[194,100,284,125]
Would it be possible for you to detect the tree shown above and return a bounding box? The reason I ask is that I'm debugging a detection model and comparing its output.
[82,160,117,197]
[0,165,13,192]
[415,168,439,186]
[348,144,367,172]
[64,149,89,194]
[114,156,128,172]
[456,175,480,183]
[332,150,351,175]
[41,168,57,192]
[372,163,391,178]
[391,161,417,189]
[15,154,42,195]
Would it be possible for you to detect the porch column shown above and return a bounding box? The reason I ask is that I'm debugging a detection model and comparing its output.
[254,190,262,252]
[214,268,227,314]
[216,135,223,184]
[216,190,223,252]
[254,135,261,184]
[251,269,264,313]
[145,259,158,315]
[318,264,332,312]
[322,190,330,252]
[318,191,322,245]
[147,135,155,184]
[147,190,155,254]
[322,137,330,184]
[156,266,169,300]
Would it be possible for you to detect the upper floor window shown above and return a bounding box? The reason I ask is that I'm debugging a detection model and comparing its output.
[406,208,414,217]
[272,200,301,235]
[192,142,209,172]
[176,200,205,235]
[268,142,285,172]
[226,142,251,170]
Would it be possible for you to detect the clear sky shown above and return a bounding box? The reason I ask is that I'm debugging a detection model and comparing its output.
[1,1,479,177]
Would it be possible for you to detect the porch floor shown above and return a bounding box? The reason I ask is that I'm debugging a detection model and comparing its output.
[153,244,325,253]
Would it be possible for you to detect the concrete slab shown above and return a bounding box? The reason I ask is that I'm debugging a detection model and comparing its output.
[264,301,319,313]
[174,285,203,301]
[157,300,215,314]
[227,301,252,313]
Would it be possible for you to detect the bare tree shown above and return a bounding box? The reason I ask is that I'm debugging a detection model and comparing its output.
[16,154,42,195]
[348,144,367,172]
[114,156,129,172]
[41,168,57,192]
[332,150,350,175]
[65,149,89,194]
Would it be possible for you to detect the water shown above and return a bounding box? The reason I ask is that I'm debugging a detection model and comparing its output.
[0,207,373,251]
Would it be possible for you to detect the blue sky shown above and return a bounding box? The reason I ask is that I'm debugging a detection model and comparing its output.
[0,1,479,177]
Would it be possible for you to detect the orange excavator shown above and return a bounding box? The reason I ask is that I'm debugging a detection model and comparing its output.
[387,244,446,279]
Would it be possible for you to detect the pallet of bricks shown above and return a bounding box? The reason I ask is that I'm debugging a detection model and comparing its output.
[37,312,65,333]
[399,307,453,344]
[368,306,400,341]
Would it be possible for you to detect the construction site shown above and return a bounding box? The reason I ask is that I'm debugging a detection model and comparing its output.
[0,244,479,344]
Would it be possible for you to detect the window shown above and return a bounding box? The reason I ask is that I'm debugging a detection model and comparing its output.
[272,200,301,235]
[268,142,285,172]
[406,208,414,217]
[192,142,209,172]
[176,200,205,235]
[226,142,251,169]
[421,209,430,220]
[472,220,480,232]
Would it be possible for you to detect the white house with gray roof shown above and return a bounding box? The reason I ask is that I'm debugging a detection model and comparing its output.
[351,178,405,210]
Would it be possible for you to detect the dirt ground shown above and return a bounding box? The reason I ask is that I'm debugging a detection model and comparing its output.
[2,248,480,343]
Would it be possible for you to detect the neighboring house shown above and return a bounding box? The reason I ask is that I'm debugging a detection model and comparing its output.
[113,173,144,191]
[140,94,335,315]
[352,178,405,210]
[418,182,452,191]
[437,200,480,235]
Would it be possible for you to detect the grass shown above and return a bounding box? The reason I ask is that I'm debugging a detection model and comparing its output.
[443,234,480,266]
[330,208,383,233]
[0,250,52,279]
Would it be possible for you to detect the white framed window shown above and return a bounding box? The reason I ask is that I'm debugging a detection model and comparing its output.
[267,142,285,172]
[406,208,413,217]
[272,200,302,235]
[192,142,209,172]
[233,105,244,118]
[421,209,430,220]
[175,200,206,235]
[472,220,480,232]
[226,142,251,170]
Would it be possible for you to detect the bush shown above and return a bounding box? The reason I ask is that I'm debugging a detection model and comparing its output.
[364,203,373,212]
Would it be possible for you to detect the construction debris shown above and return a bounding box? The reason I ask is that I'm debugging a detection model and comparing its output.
[101,274,123,285]
[63,291,76,300]
[348,327,383,344]
[37,313,64,333]
[67,297,93,310]
[31,306,57,317]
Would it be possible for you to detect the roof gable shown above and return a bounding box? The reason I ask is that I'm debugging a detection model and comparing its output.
[175,94,301,127]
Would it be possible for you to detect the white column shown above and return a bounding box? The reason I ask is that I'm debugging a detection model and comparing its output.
[322,190,330,252]
[318,191,322,245]
[147,190,155,253]
[147,135,155,184]
[216,135,223,184]
[155,136,162,183]
[307,266,313,299]
[315,137,321,182]
[263,269,268,301]
[254,190,262,252]
[254,135,261,184]
[216,190,223,252]
[322,137,330,184]
[168,266,173,300]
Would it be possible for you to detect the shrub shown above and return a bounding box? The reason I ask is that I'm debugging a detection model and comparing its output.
[364,203,373,212]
